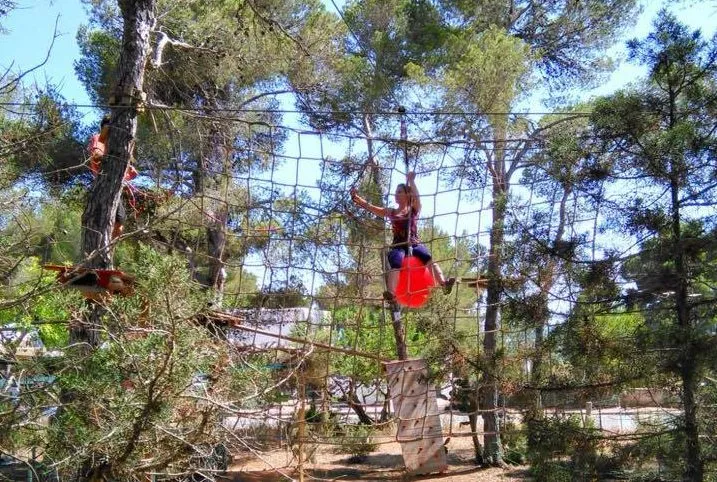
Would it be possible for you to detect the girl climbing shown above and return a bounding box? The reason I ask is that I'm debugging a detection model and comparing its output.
[350,171,455,302]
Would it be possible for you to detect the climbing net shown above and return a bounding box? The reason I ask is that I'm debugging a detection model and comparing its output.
[3,104,706,479]
[128,107,663,472]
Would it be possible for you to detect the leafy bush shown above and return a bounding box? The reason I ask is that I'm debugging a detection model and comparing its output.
[527,413,600,481]
[501,420,528,465]
[41,247,231,480]
[332,424,378,463]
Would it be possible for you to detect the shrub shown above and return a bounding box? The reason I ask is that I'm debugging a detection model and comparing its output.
[332,424,378,463]
[527,413,600,481]
[501,421,528,465]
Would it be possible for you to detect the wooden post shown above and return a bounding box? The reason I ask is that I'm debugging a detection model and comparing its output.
[297,371,306,482]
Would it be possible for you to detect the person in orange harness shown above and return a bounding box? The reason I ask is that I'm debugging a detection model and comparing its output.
[87,115,138,239]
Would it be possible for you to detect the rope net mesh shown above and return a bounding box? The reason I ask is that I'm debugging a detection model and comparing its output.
[8,104,709,478]
[145,110,636,450]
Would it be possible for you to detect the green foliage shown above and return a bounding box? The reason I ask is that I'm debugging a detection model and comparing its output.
[2,2,716,480]
[0,197,86,349]
[571,11,717,480]
[501,421,528,465]
[0,257,78,346]
[75,25,120,106]
[439,0,638,89]
[292,0,446,131]
[73,0,332,303]
[445,26,531,129]
[527,414,601,482]
[331,424,378,462]
[553,307,651,389]
[222,268,259,308]
[228,352,291,408]
[330,306,396,383]
[0,87,85,189]
[618,382,717,479]
[430,6,637,461]
[246,275,310,308]
[41,247,231,479]
[618,422,684,481]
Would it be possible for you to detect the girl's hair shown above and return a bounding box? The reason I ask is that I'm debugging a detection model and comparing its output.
[396,183,409,194]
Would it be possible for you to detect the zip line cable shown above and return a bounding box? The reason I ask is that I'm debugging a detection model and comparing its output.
[0,100,593,117]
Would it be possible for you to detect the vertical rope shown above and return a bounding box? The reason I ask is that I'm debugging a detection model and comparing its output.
[398,106,412,257]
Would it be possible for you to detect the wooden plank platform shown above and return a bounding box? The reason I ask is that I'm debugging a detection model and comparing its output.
[460,277,489,289]
[43,264,135,297]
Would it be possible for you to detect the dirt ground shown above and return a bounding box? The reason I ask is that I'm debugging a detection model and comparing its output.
[227,434,530,481]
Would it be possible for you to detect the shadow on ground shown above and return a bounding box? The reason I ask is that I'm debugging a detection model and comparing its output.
[227,457,531,481]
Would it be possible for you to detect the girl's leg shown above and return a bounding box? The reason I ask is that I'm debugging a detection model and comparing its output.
[113,200,127,240]
[112,222,124,240]
[385,248,405,299]
[387,269,399,295]
[439,267,456,293]
[430,261,446,284]
[414,244,456,293]
[430,262,456,293]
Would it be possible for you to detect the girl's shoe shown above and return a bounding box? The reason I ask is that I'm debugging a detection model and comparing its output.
[442,277,456,294]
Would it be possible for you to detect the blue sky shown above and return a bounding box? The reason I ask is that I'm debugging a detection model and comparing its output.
[588,1,717,97]
[1,1,715,107]
[0,1,90,104]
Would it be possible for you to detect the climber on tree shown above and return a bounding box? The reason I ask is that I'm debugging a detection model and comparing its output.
[87,115,138,239]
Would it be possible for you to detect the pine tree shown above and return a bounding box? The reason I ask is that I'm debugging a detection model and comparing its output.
[589,11,717,480]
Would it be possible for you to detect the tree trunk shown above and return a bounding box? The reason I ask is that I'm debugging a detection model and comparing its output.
[480,138,508,466]
[468,412,483,464]
[468,383,484,464]
[363,113,382,190]
[390,308,408,360]
[681,358,702,481]
[480,189,505,465]
[531,187,569,410]
[207,206,228,304]
[379,386,391,423]
[666,86,703,481]
[71,2,155,480]
[75,0,155,353]
[345,381,375,425]
[532,323,544,407]
[671,174,703,482]
[206,126,232,304]
[80,0,154,271]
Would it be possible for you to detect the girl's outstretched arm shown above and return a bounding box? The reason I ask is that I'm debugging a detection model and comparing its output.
[350,188,390,218]
[406,171,421,212]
